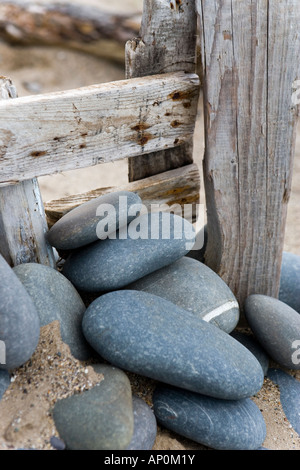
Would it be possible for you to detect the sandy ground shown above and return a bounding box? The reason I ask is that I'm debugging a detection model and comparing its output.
[0,3,299,451]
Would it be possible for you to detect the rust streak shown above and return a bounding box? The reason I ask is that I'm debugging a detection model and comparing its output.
[137,133,153,146]
[223,30,232,40]
[131,123,151,132]
[171,120,183,128]
[168,89,195,102]
[30,150,47,158]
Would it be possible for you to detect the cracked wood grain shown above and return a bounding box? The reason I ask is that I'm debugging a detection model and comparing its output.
[0,71,199,184]
[198,0,300,308]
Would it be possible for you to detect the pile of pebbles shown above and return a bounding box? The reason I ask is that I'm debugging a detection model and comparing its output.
[0,190,300,450]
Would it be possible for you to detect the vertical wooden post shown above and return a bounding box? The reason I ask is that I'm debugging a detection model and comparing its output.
[0,77,55,267]
[126,0,199,182]
[198,0,300,307]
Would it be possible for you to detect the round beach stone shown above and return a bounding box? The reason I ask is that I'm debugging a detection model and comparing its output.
[152,384,266,450]
[62,212,195,293]
[0,370,10,400]
[279,251,300,314]
[13,263,91,361]
[128,256,239,333]
[244,294,300,370]
[47,190,143,250]
[52,364,134,450]
[0,255,40,371]
[82,290,264,400]
[127,396,157,450]
[267,368,300,436]
[230,331,269,376]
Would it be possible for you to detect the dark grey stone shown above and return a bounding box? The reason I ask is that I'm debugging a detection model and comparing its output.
[47,190,143,250]
[128,256,239,333]
[127,396,157,450]
[267,368,300,437]
[13,263,91,361]
[152,384,266,450]
[82,290,264,400]
[186,224,207,263]
[62,212,195,293]
[50,436,66,450]
[244,294,300,370]
[279,251,300,314]
[52,364,134,450]
[0,370,10,399]
[0,255,40,371]
[230,330,269,376]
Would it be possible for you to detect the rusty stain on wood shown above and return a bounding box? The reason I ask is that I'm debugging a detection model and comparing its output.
[223,30,232,40]
[30,150,47,158]
[171,120,183,128]
[168,89,194,102]
[170,0,183,12]
[131,123,151,132]
[136,133,154,146]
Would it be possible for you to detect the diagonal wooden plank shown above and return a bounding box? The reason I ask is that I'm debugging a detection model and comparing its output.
[0,71,199,184]
[44,163,200,228]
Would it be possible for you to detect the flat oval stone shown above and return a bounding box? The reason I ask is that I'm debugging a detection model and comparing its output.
[230,331,269,376]
[279,251,300,314]
[47,190,143,250]
[52,364,134,450]
[127,396,157,450]
[152,384,266,450]
[82,290,264,400]
[128,256,239,333]
[244,294,300,370]
[267,368,300,436]
[0,370,10,400]
[13,263,91,361]
[0,255,40,371]
[62,212,195,293]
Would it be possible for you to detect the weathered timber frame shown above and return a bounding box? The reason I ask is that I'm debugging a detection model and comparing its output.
[0,0,299,311]
[0,0,201,268]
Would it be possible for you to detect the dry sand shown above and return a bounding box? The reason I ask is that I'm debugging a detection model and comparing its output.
[0,9,299,451]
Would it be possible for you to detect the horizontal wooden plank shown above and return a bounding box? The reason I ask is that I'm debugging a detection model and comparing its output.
[44,163,201,228]
[0,71,200,185]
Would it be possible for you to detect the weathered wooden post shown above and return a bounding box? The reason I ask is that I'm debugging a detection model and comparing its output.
[0,77,55,267]
[126,0,199,182]
[198,0,300,308]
